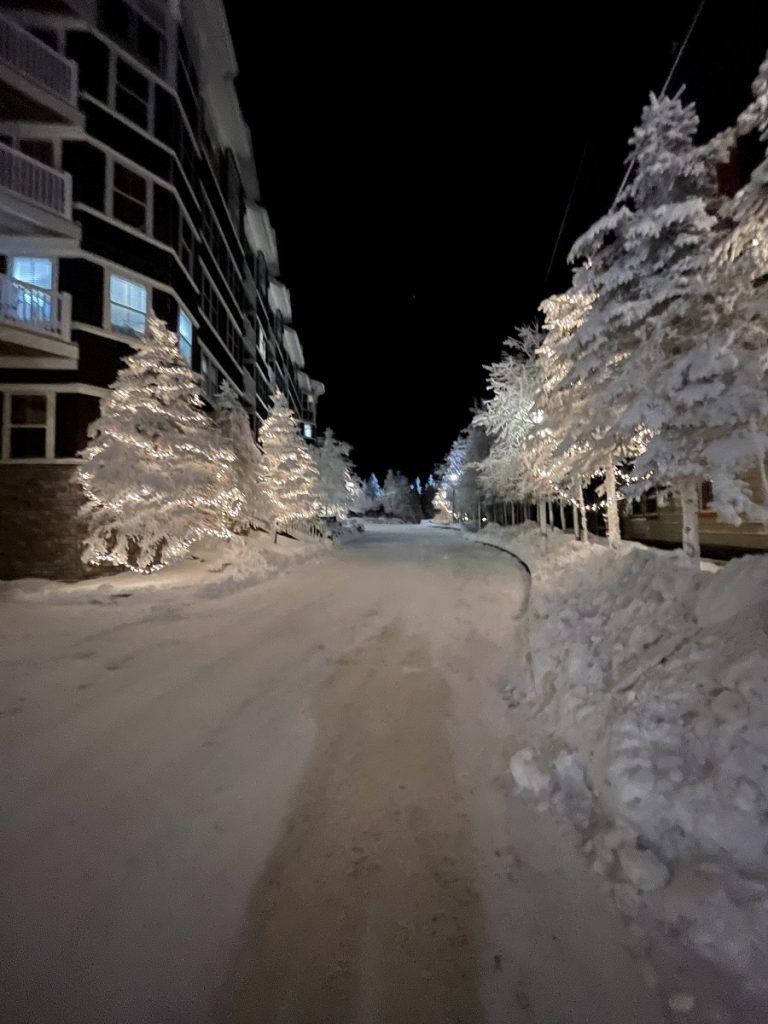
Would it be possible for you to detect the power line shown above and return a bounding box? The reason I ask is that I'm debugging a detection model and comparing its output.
[614,0,707,203]
[542,0,707,288]
[544,142,588,287]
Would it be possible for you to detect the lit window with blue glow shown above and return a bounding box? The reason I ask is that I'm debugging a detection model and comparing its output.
[110,274,147,336]
[178,309,192,364]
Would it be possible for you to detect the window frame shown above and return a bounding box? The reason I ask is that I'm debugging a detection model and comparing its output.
[178,308,193,364]
[110,160,150,232]
[1,391,54,461]
[108,272,148,337]
[114,55,152,130]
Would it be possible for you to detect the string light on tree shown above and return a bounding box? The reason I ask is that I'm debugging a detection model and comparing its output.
[257,390,320,541]
[76,315,242,572]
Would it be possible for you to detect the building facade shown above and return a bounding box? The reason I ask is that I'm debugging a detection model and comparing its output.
[0,0,323,578]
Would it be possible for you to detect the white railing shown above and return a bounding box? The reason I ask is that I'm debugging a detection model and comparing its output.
[0,141,72,218]
[0,13,78,105]
[0,273,72,339]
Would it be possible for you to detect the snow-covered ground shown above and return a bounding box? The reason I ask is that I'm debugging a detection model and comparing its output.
[472,522,768,1017]
[0,524,702,1024]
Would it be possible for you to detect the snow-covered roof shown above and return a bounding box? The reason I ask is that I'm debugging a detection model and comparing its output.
[296,370,311,392]
[268,280,292,324]
[309,377,325,397]
[180,0,260,202]
[283,326,305,369]
[244,204,279,274]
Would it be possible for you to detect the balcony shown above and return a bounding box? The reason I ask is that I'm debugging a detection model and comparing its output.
[0,142,78,239]
[0,273,77,369]
[0,13,82,124]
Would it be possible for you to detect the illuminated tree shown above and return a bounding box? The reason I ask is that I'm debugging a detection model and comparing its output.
[473,325,542,508]
[382,469,421,522]
[213,380,271,532]
[257,391,320,539]
[76,315,242,572]
[563,93,717,548]
[314,428,355,517]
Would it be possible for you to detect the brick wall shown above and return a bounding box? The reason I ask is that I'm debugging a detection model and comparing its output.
[0,465,91,580]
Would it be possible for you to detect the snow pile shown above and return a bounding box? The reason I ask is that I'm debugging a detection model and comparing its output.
[478,525,768,998]
[1,530,326,605]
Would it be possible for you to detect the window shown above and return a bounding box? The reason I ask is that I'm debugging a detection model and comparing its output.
[110,274,147,336]
[11,257,52,290]
[11,257,53,324]
[101,0,131,42]
[100,2,166,73]
[178,309,192,364]
[7,394,48,459]
[701,480,714,510]
[116,58,150,128]
[137,19,163,71]
[18,139,55,167]
[113,163,148,230]
[257,323,267,359]
[303,423,313,440]
[180,217,194,274]
[200,352,219,400]
[177,29,198,132]
[29,28,58,51]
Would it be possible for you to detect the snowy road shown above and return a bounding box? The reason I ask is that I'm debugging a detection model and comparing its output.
[1,525,669,1023]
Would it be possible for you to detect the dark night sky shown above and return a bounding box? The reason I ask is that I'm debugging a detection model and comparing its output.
[224,2,768,481]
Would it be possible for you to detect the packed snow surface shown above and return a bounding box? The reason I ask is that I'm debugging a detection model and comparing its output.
[472,522,768,1010]
[1,525,701,1024]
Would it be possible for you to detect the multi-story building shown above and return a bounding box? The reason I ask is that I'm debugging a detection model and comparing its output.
[0,0,323,579]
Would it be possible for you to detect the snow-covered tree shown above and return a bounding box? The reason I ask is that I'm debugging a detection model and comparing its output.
[435,425,490,522]
[563,92,718,548]
[473,325,542,506]
[602,88,768,558]
[613,66,767,557]
[357,473,383,513]
[720,52,768,275]
[346,472,369,515]
[213,380,271,532]
[314,428,355,517]
[382,469,421,522]
[535,287,597,539]
[76,315,242,572]
[257,391,320,539]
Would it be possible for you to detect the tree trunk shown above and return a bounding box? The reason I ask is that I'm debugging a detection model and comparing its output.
[546,499,553,531]
[604,465,621,549]
[749,418,768,520]
[578,477,589,543]
[680,480,701,562]
[537,498,547,535]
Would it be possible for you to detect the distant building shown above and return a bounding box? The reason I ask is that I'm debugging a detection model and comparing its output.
[0,0,323,578]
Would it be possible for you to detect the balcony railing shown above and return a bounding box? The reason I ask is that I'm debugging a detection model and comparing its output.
[0,274,72,340]
[0,12,78,105]
[0,141,72,218]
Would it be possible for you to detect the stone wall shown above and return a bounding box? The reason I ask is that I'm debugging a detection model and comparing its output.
[0,465,90,580]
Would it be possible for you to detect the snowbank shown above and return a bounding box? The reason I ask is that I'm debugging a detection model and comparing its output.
[0,530,327,605]
[474,524,768,1000]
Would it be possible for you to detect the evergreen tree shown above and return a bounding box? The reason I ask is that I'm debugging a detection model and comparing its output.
[76,315,242,572]
[213,380,271,533]
[382,469,421,522]
[563,93,717,548]
[257,391,320,539]
[314,428,354,517]
[362,473,383,513]
[474,325,542,506]
[614,91,768,557]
